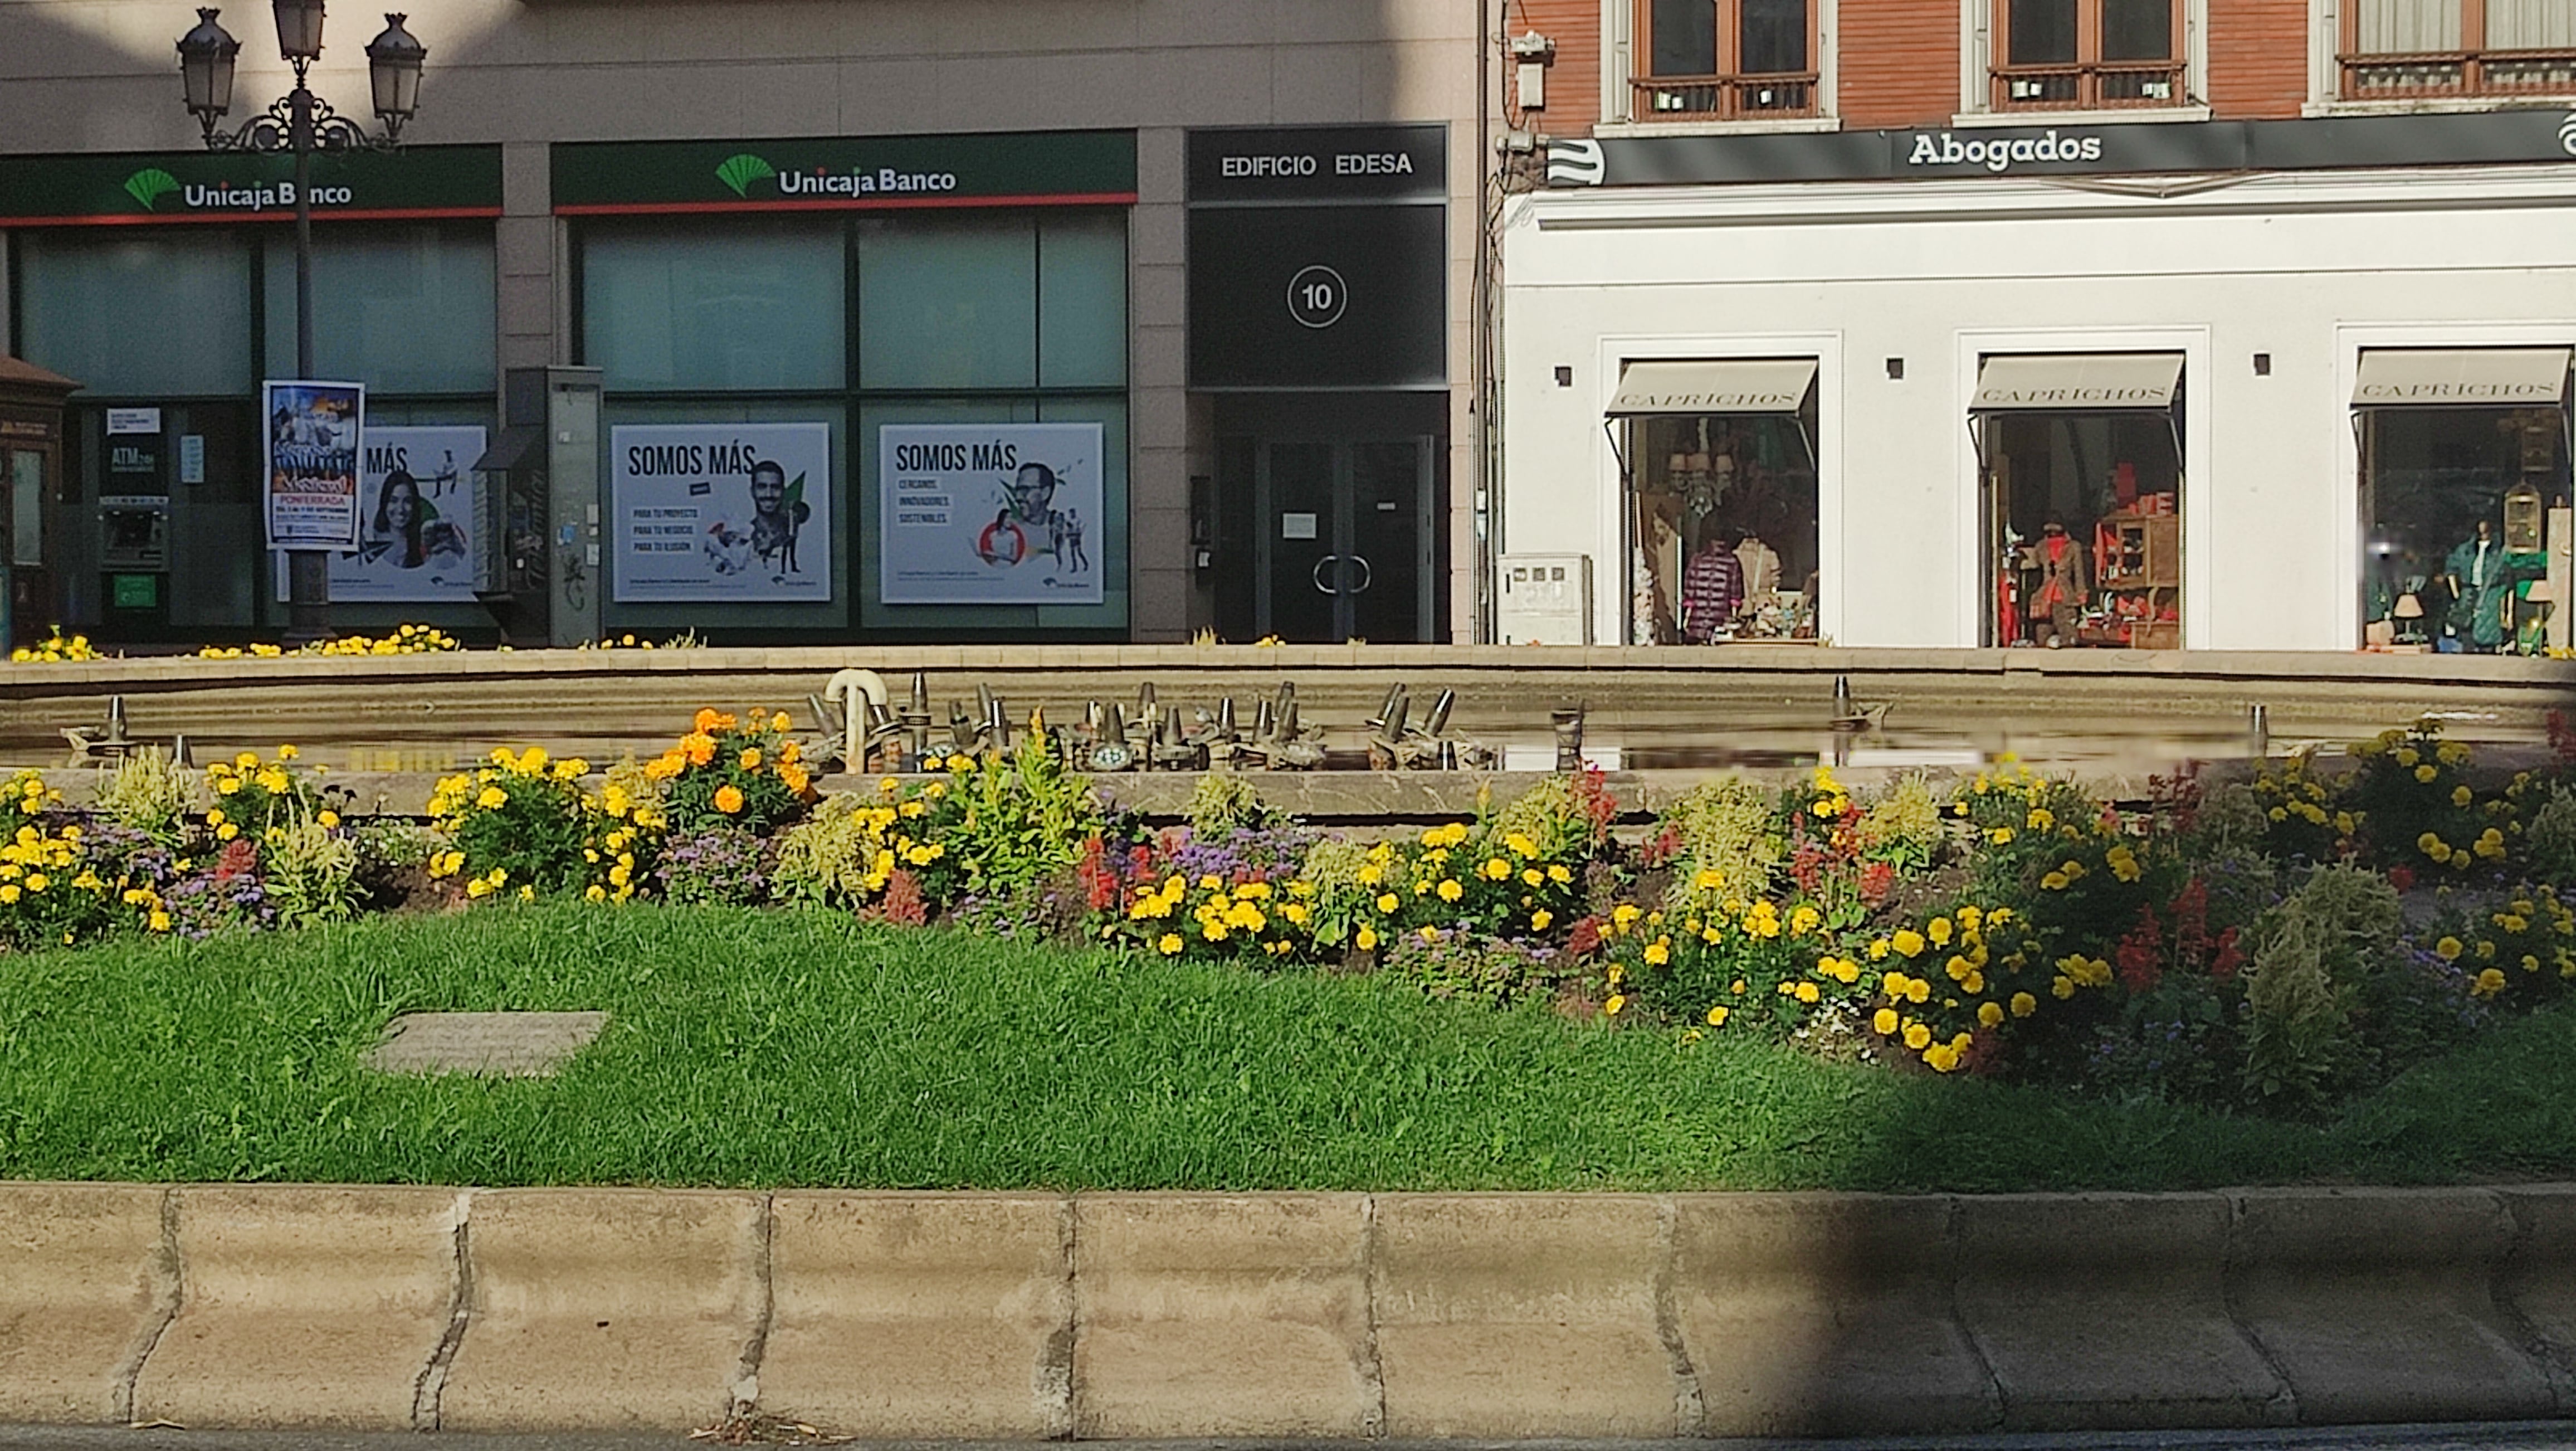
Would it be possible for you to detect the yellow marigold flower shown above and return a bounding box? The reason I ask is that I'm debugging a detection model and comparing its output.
[2051,975,2076,999]
[1604,994,1626,1016]
[1356,925,1379,951]
[218,777,242,796]
[317,810,340,830]
[1158,933,1183,955]
[1978,1001,2006,1028]
[2009,991,2037,1017]
[2472,967,2507,999]
[1925,1044,1962,1073]
[1547,864,1573,884]
[1872,1007,1900,1035]
[2041,871,2069,891]
[1522,868,1545,888]
[1483,857,1512,881]
[1531,908,1553,931]
[2416,764,2440,783]
[1376,892,1399,914]
[2453,785,2474,808]
[477,786,508,810]
[1644,940,1671,966]
[215,824,238,841]
[1793,981,1820,1004]
[236,752,261,770]
[204,807,226,827]
[1902,1021,1933,1050]
[1892,929,1926,957]
[1437,879,1463,902]
[2436,936,2464,961]
[772,711,794,733]
[714,784,745,814]
[1789,904,1822,936]
[1929,917,1954,946]
[739,748,763,771]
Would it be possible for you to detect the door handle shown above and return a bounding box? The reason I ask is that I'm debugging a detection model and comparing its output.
[1312,554,1342,595]
[1345,554,1373,594]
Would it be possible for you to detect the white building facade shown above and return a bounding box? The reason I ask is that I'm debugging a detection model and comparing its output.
[1501,114,2576,653]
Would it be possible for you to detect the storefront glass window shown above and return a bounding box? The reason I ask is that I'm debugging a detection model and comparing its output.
[262,226,495,396]
[859,215,1038,391]
[1625,407,1819,645]
[1983,411,2183,649]
[583,221,846,392]
[1038,212,1129,390]
[16,231,252,397]
[2360,396,2572,655]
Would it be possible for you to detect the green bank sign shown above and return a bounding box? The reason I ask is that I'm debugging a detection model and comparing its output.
[0,147,502,226]
[552,131,1136,214]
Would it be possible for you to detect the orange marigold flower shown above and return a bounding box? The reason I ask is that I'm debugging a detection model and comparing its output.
[693,708,721,732]
[682,733,717,767]
[739,747,763,771]
[714,784,745,815]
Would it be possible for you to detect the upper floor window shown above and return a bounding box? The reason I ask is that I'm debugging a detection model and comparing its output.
[2341,0,2576,99]
[1993,0,2186,110]
[1635,0,1819,119]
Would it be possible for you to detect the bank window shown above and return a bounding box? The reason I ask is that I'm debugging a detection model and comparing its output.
[1992,0,2185,109]
[1972,353,2185,651]
[2357,348,2573,655]
[859,215,1038,391]
[1608,358,1822,645]
[15,231,253,398]
[583,220,846,392]
[262,226,495,396]
[2342,0,2576,99]
[1633,0,1819,119]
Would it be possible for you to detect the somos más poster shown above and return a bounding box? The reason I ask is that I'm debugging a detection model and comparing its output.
[612,423,833,603]
[879,423,1103,606]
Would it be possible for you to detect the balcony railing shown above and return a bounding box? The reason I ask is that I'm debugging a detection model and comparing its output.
[1632,72,1820,120]
[1990,60,2187,110]
[2340,47,2576,98]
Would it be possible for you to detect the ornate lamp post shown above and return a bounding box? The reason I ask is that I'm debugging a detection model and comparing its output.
[177,4,426,642]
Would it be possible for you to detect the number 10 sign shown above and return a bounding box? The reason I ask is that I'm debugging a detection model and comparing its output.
[1287,265,1348,329]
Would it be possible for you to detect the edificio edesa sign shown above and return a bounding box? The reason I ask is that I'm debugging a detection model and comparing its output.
[1186,124,1449,390]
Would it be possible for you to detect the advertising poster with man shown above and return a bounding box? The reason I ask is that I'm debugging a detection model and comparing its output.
[612,423,832,603]
[879,423,1104,606]
[270,425,484,603]
[263,380,364,549]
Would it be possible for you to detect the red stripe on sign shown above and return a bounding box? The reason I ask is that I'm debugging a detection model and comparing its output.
[0,206,505,228]
[553,191,1140,216]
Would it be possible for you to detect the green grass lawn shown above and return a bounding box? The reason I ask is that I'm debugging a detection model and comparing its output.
[2,903,2570,1192]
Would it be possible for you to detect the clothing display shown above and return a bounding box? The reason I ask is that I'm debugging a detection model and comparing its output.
[2447,529,2509,651]
[1735,537,1781,598]
[1680,543,1743,643]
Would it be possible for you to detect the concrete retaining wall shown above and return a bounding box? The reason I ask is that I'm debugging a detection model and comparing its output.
[7,1184,2576,1437]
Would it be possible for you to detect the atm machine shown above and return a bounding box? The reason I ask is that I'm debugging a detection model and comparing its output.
[0,356,80,651]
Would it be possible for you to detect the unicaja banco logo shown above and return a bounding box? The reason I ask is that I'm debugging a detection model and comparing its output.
[124,168,180,211]
[716,153,776,198]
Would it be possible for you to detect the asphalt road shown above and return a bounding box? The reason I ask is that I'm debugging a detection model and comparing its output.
[9,1425,2576,1451]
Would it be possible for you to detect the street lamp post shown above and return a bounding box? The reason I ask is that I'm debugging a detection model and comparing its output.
[177,4,425,644]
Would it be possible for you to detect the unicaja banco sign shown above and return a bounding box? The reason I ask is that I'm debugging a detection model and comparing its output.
[553,133,1137,216]
[125,167,355,212]
[716,153,960,200]
[0,149,502,227]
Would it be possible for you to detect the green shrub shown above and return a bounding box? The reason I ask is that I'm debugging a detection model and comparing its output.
[95,751,197,846]
[2240,865,2400,1112]
[2524,785,2576,887]
[264,809,362,927]
[939,739,1101,896]
[1185,768,1283,839]
[1656,777,1784,912]
[1857,773,1945,874]
[772,793,904,909]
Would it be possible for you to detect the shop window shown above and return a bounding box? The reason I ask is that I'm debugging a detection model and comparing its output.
[263,226,495,396]
[860,215,1038,391]
[2356,348,2573,655]
[1608,358,1821,645]
[1992,0,2185,109]
[1973,353,2184,650]
[16,231,253,398]
[1633,0,1819,119]
[583,220,846,392]
[2341,0,2576,99]
[1037,212,1128,390]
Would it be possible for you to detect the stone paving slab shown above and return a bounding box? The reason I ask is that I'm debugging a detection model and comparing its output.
[367,1013,608,1078]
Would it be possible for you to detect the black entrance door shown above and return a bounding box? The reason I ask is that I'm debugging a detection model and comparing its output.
[1252,437,1433,642]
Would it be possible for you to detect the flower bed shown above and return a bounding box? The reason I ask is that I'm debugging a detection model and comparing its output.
[28,712,2576,1117]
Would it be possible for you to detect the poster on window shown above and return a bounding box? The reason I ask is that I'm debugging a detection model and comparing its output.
[612,423,833,604]
[879,423,1104,606]
[263,380,364,549]
[271,426,485,603]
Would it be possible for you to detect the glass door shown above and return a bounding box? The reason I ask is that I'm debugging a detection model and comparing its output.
[1254,437,1434,642]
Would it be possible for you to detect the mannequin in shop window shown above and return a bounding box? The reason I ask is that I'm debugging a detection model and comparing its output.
[1681,529,1744,643]
[2028,520,2089,647]
[2447,517,2511,653]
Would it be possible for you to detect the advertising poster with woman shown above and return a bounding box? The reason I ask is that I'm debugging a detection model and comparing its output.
[270,426,484,603]
[263,380,363,549]
[612,423,833,603]
[879,423,1104,605]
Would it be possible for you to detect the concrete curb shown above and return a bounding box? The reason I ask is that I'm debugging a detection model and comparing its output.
[7,1182,2576,1437]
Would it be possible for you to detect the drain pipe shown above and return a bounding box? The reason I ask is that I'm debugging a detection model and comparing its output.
[823,669,890,770]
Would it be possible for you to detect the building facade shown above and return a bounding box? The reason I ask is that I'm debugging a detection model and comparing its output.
[1500,0,2576,652]
[0,1,1490,647]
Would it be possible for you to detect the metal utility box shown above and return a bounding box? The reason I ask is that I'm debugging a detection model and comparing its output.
[474,366,603,648]
[0,357,80,650]
[1499,552,1590,645]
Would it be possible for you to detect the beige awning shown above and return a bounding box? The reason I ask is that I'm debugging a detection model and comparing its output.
[2354,348,2572,407]
[1972,353,2184,412]
[1607,358,1817,416]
